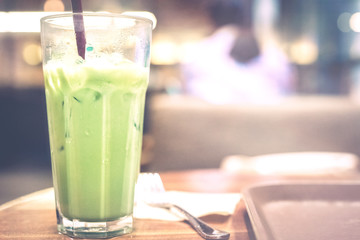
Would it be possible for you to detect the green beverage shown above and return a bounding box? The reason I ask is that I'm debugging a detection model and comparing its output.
[41,13,152,238]
[44,60,148,221]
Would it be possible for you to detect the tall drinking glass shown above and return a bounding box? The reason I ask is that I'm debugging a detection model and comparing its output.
[40,13,152,238]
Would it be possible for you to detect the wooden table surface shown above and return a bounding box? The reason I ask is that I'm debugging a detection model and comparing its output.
[0,169,356,240]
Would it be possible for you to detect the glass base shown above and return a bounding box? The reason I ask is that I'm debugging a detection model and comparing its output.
[57,212,133,239]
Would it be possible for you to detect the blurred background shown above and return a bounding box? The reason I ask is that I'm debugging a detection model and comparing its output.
[2,0,360,203]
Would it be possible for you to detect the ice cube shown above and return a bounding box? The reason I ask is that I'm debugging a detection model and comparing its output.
[72,88,102,103]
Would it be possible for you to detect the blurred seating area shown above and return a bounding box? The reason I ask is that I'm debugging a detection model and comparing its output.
[147,94,360,171]
[0,88,49,170]
[0,88,52,204]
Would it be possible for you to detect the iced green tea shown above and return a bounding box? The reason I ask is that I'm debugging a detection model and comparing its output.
[41,13,152,238]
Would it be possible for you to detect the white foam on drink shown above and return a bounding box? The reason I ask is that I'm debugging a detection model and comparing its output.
[44,53,149,92]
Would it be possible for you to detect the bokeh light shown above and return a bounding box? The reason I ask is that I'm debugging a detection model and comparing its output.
[289,38,318,65]
[151,40,179,65]
[22,43,42,66]
[43,0,65,12]
[337,12,351,32]
[350,12,360,32]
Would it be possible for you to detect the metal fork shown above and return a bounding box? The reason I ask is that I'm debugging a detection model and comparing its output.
[135,173,230,240]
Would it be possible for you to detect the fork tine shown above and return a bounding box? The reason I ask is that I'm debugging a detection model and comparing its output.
[152,173,166,192]
[135,173,166,203]
[140,173,165,191]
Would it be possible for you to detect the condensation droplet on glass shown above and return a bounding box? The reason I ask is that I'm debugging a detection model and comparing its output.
[85,130,91,136]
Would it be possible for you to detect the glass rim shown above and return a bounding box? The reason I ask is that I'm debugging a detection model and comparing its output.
[40,12,153,28]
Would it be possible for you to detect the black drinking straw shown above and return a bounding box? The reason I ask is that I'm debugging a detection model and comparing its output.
[71,0,86,59]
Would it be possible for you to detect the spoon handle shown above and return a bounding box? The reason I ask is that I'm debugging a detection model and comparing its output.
[169,204,230,240]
